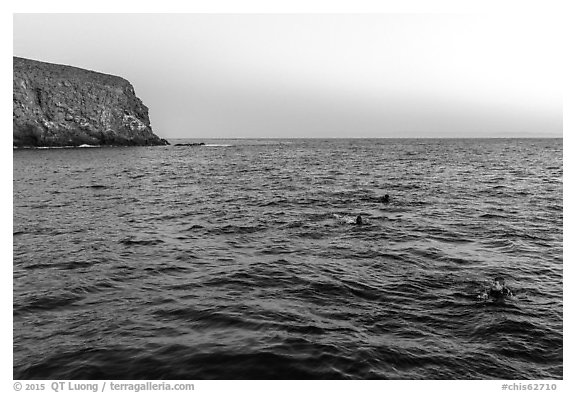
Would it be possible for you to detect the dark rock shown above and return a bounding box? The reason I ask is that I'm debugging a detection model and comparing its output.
[174,143,205,146]
[13,57,169,147]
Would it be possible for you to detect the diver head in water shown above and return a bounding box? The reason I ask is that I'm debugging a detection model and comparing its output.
[492,277,505,291]
[356,215,363,225]
[381,194,390,203]
[487,276,513,299]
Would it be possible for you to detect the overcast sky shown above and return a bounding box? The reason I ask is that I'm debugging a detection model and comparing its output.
[13,13,562,139]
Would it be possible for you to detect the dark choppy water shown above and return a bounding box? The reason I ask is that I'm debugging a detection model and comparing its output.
[13,139,562,379]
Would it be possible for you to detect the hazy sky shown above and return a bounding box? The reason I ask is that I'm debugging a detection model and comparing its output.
[13,13,562,139]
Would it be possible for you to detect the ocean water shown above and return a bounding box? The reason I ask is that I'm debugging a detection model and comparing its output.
[13,138,563,379]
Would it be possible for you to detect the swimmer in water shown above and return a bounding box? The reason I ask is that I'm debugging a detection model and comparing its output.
[380,194,390,203]
[333,214,365,225]
[479,277,513,301]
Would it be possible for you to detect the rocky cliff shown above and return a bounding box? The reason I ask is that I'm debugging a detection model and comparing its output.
[13,57,169,147]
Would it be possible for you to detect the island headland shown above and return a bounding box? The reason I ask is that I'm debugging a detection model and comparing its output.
[13,57,169,147]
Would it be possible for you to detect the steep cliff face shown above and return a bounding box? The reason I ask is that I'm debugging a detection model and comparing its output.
[13,57,169,147]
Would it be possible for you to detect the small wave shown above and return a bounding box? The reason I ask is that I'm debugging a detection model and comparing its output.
[204,144,233,147]
[120,238,165,246]
[208,224,266,235]
[14,346,344,379]
[14,293,83,316]
[143,265,191,275]
[479,213,507,219]
[184,224,205,231]
[152,307,263,331]
[257,245,297,255]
